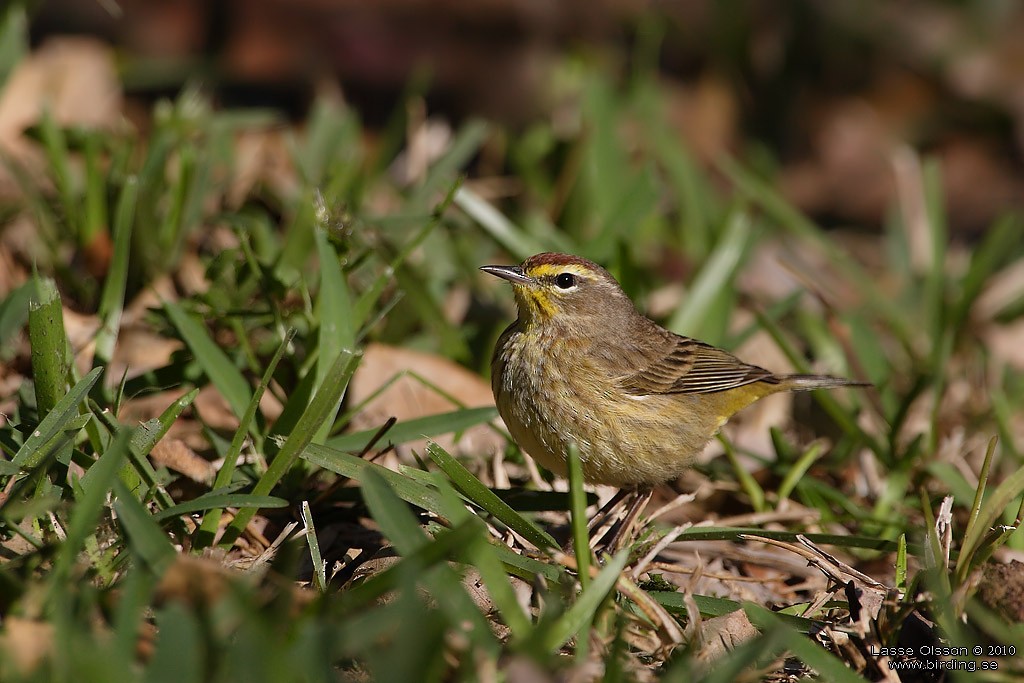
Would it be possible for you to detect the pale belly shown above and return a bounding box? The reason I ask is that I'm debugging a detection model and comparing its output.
[493,332,717,488]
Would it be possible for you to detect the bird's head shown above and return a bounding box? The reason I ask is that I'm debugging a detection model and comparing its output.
[481,252,637,330]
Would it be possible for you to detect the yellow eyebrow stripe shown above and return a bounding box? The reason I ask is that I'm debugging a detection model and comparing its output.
[527,263,592,278]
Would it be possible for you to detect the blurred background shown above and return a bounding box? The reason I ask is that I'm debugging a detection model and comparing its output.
[18,0,1024,235]
[3,4,1024,679]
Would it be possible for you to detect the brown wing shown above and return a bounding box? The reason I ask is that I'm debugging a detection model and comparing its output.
[618,334,779,395]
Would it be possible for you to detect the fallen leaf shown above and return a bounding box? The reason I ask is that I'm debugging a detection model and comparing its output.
[696,609,760,663]
[0,37,121,197]
[347,342,503,457]
[0,617,53,675]
[150,437,215,485]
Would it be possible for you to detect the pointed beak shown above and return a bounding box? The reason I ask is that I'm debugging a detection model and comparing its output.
[480,264,533,285]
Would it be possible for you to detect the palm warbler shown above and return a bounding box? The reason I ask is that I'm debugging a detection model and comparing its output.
[483,252,867,489]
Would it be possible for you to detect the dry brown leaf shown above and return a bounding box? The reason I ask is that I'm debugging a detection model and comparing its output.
[122,275,178,326]
[663,73,738,163]
[0,617,53,675]
[0,37,121,197]
[109,327,184,382]
[978,560,1024,622]
[193,385,240,432]
[347,342,503,456]
[228,128,298,208]
[63,307,102,375]
[150,437,215,485]
[0,240,27,299]
[696,609,760,663]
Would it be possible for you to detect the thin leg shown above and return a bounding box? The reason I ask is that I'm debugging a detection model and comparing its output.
[586,489,631,534]
[592,487,654,554]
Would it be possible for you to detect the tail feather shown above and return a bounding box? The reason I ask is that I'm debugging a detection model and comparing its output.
[780,374,871,391]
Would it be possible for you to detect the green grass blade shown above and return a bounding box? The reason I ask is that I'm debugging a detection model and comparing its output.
[744,603,867,683]
[455,186,547,259]
[359,468,431,553]
[413,119,489,202]
[0,280,33,352]
[13,367,102,468]
[426,440,558,550]
[112,479,176,573]
[667,208,752,339]
[147,604,204,683]
[28,276,70,419]
[723,439,766,513]
[432,477,533,638]
[957,442,1024,583]
[154,494,288,522]
[337,519,480,612]
[359,468,498,650]
[675,527,907,554]
[93,175,138,370]
[50,430,130,590]
[0,5,27,89]
[537,549,629,653]
[566,443,590,589]
[776,442,825,504]
[194,329,293,546]
[314,229,354,443]
[327,406,497,452]
[164,299,252,422]
[300,500,327,592]
[300,441,454,517]
[221,348,361,545]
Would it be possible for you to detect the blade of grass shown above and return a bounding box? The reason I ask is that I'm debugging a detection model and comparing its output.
[956,438,1024,584]
[327,406,497,452]
[353,177,464,327]
[93,175,138,371]
[673,526,907,554]
[300,501,327,592]
[112,479,176,574]
[566,443,590,589]
[37,108,76,230]
[0,5,27,89]
[455,186,546,259]
[776,442,825,504]
[164,299,252,422]
[154,494,288,522]
[744,603,868,683]
[301,442,455,519]
[753,306,883,458]
[12,367,101,468]
[337,518,480,612]
[720,155,916,350]
[50,429,130,593]
[413,119,489,202]
[667,208,752,339]
[426,440,557,550]
[359,468,431,553]
[314,229,354,443]
[195,329,293,547]
[722,438,766,513]
[90,390,197,509]
[535,549,629,654]
[221,348,361,546]
[0,280,33,351]
[28,276,70,419]
[359,468,498,651]
[431,476,532,639]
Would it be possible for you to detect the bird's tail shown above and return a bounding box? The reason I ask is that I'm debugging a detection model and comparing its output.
[780,374,871,391]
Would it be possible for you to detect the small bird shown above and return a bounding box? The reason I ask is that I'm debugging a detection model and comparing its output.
[482,252,867,494]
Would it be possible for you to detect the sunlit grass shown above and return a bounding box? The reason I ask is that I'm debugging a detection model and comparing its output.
[1,6,1023,681]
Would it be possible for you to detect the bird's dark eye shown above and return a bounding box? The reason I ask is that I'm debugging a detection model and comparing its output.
[555,273,576,289]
